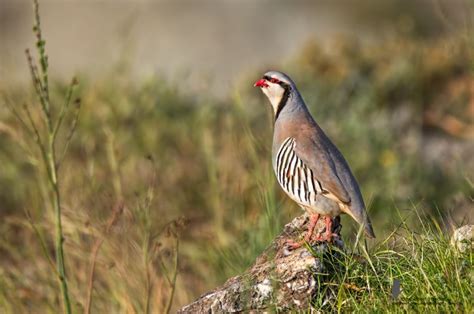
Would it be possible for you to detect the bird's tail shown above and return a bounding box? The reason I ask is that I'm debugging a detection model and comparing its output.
[342,205,376,238]
[363,218,376,238]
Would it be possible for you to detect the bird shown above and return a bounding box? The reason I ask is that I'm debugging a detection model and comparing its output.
[254,70,375,247]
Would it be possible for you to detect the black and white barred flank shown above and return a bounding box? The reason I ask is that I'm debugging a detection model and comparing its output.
[275,137,325,206]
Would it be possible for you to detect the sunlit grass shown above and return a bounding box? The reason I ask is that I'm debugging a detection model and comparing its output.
[310,214,473,312]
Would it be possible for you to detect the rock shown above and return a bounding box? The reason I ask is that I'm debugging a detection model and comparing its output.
[178,214,344,313]
[451,225,474,253]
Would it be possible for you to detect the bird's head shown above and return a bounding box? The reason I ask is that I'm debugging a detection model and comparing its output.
[254,71,295,115]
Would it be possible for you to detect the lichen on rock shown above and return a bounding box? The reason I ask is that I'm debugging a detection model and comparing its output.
[451,225,474,253]
[178,214,345,313]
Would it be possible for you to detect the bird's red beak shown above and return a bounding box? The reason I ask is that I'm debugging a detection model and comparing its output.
[254,79,269,88]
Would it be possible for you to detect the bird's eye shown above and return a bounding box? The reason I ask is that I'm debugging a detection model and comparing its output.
[269,78,279,84]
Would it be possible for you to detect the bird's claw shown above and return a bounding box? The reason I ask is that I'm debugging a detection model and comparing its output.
[310,232,325,242]
[285,239,304,250]
[312,231,337,243]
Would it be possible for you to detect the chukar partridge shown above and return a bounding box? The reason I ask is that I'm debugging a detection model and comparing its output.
[254,71,375,247]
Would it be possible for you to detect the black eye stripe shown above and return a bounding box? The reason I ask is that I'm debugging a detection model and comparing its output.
[262,75,290,89]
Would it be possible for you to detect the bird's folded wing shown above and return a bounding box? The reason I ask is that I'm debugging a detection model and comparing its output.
[293,137,351,204]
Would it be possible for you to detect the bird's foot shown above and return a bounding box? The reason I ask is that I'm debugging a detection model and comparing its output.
[285,233,321,250]
[317,216,337,243]
[285,214,339,250]
[308,232,339,244]
[285,238,304,250]
[285,234,329,251]
[286,232,337,251]
[311,231,337,243]
[310,232,325,243]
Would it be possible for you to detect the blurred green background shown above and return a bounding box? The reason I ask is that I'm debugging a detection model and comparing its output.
[0,0,473,312]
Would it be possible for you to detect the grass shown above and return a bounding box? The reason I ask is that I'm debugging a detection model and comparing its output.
[308,213,473,312]
[0,1,473,312]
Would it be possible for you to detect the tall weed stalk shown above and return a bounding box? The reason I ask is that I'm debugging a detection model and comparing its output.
[7,0,81,312]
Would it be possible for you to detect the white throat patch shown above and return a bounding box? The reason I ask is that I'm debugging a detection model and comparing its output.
[261,83,286,114]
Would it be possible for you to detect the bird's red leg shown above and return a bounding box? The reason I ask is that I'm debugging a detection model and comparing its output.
[324,216,335,241]
[286,213,320,249]
[304,213,320,242]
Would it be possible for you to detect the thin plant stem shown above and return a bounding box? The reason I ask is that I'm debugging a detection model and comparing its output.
[84,202,123,314]
[164,236,179,314]
[24,208,57,274]
[53,77,78,141]
[48,131,71,314]
[15,0,80,312]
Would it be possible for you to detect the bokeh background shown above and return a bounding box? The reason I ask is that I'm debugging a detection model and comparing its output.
[0,0,473,312]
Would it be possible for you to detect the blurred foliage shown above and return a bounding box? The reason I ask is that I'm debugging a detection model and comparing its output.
[0,34,473,311]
